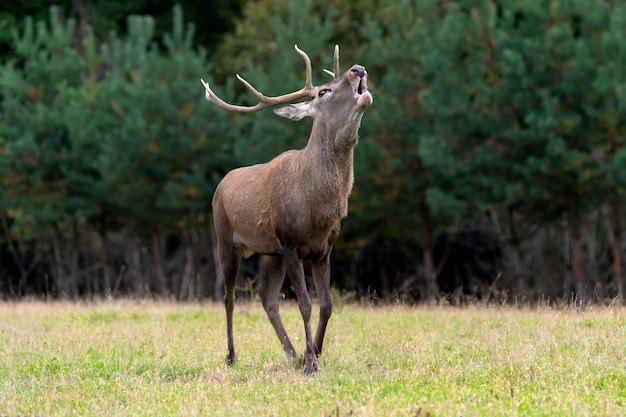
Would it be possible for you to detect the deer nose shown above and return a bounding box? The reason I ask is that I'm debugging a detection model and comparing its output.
[351,67,366,78]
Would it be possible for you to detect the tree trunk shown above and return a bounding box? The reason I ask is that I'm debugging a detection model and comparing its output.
[102,238,111,296]
[376,245,390,301]
[180,229,197,301]
[152,225,169,298]
[53,225,67,299]
[1,212,28,296]
[130,242,145,299]
[99,228,112,298]
[490,208,527,296]
[610,200,625,303]
[507,207,527,295]
[607,119,623,302]
[568,211,585,305]
[68,223,80,299]
[419,200,438,302]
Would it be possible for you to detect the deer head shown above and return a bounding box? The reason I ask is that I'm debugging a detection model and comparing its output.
[202,44,371,133]
[202,45,372,375]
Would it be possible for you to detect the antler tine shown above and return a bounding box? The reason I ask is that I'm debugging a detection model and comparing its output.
[333,44,340,79]
[294,44,314,91]
[201,44,315,113]
[323,45,341,79]
[201,78,268,113]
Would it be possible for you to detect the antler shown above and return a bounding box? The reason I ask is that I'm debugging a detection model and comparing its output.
[333,45,340,78]
[201,44,314,113]
[323,45,340,79]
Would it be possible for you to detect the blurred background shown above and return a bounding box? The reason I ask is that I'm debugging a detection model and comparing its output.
[0,0,625,304]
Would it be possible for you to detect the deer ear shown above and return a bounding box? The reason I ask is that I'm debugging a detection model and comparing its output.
[273,102,315,121]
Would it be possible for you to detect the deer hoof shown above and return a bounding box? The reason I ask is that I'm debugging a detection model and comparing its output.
[303,353,319,375]
[225,353,237,367]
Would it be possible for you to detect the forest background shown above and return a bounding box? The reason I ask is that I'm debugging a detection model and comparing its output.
[1,0,625,305]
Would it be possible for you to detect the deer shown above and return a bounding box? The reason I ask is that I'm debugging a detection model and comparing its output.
[201,44,372,374]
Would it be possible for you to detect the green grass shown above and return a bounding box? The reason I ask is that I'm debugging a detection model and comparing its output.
[0,300,624,416]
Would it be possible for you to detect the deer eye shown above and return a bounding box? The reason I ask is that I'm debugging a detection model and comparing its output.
[318,88,331,97]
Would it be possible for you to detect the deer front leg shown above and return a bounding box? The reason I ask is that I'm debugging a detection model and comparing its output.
[283,249,318,375]
[260,255,298,360]
[217,241,241,367]
[312,254,332,357]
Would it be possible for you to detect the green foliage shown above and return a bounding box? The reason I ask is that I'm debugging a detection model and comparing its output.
[353,0,481,245]
[2,0,626,298]
[0,7,88,238]
[214,0,382,83]
[0,5,239,243]
[348,0,626,247]
[488,0,611,219]
[97,8,235,233]
[0,0,248,62]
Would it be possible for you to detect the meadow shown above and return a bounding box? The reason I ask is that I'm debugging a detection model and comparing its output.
[0,299,624,416]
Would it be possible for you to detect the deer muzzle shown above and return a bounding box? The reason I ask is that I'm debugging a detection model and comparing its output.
[353,68,372,110]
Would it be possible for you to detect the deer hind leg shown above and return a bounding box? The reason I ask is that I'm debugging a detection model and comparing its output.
[260,255,297,360]
[312,254,332,357]
[217,240,241,366]
[283,248,318,375]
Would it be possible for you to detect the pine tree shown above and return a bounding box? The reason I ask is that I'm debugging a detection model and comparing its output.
[490,0,614,301]
[98,6,240,297]
[356,0,485,300]
[0,7,89,297]
[587,2,626,301]
[0,5,240,298]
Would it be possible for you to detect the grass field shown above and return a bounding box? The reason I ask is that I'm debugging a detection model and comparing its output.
[0,300,624,416]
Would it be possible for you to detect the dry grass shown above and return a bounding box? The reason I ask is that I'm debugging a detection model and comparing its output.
[0,299,624,416]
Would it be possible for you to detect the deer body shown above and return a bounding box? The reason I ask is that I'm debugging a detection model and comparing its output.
[214,129,355,257]
[203,45,372,374]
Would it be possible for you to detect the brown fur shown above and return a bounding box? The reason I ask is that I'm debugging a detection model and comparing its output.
[205,46,372,374]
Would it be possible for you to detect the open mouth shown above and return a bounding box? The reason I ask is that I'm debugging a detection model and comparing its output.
[355,78,367,98]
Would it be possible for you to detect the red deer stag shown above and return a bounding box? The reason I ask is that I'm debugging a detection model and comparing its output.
[201,45,372,374]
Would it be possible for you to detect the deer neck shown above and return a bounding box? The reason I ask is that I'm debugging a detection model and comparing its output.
[296,118,361,214]
[307,115,361,155]
[304,119,359,173]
